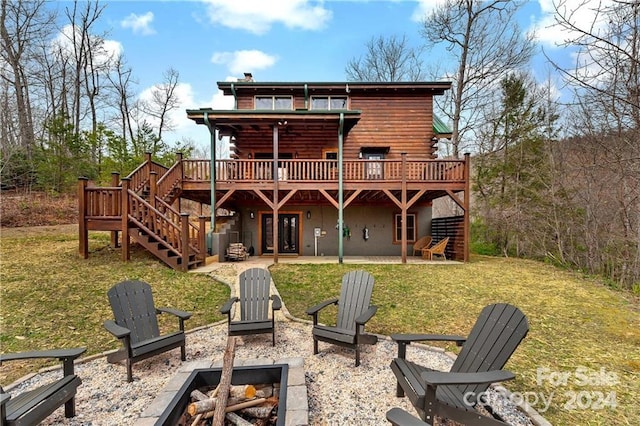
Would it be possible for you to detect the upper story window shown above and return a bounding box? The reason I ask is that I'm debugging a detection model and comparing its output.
[311,96,348,110]
[255,96,293,110]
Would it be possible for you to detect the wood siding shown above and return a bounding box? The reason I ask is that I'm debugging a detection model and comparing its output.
[232,89,438,160]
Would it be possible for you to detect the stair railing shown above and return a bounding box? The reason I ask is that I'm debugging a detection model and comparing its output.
[156,153,184,203]
[155,196,205,262]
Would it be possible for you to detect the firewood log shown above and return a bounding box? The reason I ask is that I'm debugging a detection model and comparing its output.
[225,412,253,426]
[212,336,237,425]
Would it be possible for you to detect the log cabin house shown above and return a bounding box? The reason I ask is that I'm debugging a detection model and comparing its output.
[78,74,470,271]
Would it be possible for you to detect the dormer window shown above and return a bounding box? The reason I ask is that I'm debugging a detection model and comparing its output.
[311,96,348,110]
[255,96,293,110]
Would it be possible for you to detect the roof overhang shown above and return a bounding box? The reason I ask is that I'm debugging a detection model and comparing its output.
[217,81,452,96]
[186,108,362,132]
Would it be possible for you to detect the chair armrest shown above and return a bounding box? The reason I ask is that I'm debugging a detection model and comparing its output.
[391,334,466,345]
[355,305,377,325]
[422,370,515,386]
[386,407,428,426]
[104,320,131,339]
[391,334,466,359]
[0,347,86,363]
[0,347,87,378]
[1,391,10,402]
[271,295,282,311]
[306,297,339,316]
[220,297,239,315]
[157,307,192,320]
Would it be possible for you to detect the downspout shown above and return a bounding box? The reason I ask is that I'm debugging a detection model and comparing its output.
[304,84,308,109]
[338,113,344,264]
[230,83,237,109]
[204,113,216,253]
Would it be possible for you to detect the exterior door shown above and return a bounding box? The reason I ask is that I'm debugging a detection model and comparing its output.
[365,153,384,179]
[261,213,299,254]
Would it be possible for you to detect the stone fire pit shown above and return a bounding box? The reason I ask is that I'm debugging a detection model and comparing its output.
[137,357,307,426]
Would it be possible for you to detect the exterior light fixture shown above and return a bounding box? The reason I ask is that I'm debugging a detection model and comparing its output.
[249,211,255,219]
[306,210,311,219]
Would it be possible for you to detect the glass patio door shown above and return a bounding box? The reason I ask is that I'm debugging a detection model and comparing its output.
[261,213,299,254]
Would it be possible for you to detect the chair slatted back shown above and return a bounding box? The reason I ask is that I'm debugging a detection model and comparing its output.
[430,237,449,255]
[413,236,432,254]
[239,268,272,322]
[336,270,375,331]
[107,280,160,344]
[444,303,528,402]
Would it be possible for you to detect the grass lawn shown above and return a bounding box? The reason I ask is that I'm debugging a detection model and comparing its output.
[0,228,229,384]
[1,228,638,425]
[270,260,640,426]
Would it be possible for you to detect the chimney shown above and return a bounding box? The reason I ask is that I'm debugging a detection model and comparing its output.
[240,72,253,82]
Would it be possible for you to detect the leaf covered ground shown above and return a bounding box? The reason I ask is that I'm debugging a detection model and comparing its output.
[270,260,640,426]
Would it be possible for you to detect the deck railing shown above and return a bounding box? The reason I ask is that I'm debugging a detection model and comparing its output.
[182,159,466,183]
[85,186,121,219]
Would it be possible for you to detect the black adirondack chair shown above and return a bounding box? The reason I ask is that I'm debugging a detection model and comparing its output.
[104,280,192,382]
[386,407,429,425]
[306,270,378,366]
[220,268,282,345]
[390,303,529,425]
[0,347,86,425]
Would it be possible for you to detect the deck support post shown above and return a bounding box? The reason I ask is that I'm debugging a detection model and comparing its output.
[198,215,207,262]
[121,178,131,262]
[272,124,280,264]
[204,113,216,256]
[110,172,120,248]
[464,153,471,261]
[401,153,407,263]
[181,212,190,271]
[78,177,89,258]
[338,113,344,264]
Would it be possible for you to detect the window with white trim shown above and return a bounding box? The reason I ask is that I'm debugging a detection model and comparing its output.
[255,96,293,110]
[310,96,348,110]
[394,213,417,243]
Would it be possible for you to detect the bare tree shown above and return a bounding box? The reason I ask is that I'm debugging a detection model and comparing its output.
[420,0,537,157]
[546,0,640,287]
[139,67,180,143]
[345,34,424,82]
[1,0,55,161]
[106,54,138,146]
[63,0,105,137]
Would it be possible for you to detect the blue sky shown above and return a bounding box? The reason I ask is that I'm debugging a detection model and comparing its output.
[49,0,596,149]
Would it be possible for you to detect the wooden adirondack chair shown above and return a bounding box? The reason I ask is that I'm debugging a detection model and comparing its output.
[306,270,378,366]
[104,280,192,382]
[390,303,529,425]
[0,347,86,425]
[220,268,282,345]
[386,407,429,425]
[412,236,432,256]
[421,237,449,260]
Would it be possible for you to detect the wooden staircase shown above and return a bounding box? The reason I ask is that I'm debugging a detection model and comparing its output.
[78,153,208,271]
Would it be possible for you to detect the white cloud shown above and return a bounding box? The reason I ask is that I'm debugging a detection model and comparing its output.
[120,12,156,36]
[211,50,277,75]
[531,0,614,48]
[411,0,445,22]
[52,25,122,66]
[203,0,332,34]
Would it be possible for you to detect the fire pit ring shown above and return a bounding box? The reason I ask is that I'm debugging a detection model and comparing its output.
[139,357,308,426]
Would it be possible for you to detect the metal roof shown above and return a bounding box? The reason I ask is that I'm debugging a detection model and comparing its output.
[433,114,452,137]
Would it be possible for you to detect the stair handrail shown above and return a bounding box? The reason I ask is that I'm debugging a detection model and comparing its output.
[125,153,170,193]
[127,190,183,253]
[154,196,202,257]
[156,161,182,202]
